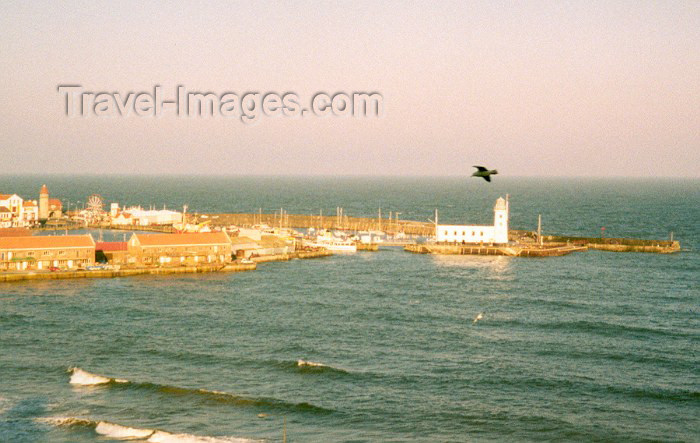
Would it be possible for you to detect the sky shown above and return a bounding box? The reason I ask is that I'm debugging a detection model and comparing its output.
[0,1,698,177]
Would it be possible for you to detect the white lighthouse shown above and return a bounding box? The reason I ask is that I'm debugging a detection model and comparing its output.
[436,196,510,245]
[492,196,509,244]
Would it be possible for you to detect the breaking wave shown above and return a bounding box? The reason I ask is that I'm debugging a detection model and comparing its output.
[294,359,349,375]
[69,367,128,385]
[39,417,262,442]
[68,367,332,414]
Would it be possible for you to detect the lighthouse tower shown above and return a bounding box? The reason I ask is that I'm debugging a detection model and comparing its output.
[39,184,49,221]
[493,196,509,244]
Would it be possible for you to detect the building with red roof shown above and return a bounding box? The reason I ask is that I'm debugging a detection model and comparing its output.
[0,234,95,271]
[127,232,232,266]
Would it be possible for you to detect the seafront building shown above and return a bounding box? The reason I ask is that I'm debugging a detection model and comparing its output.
[110,204,183,227]
[0,234,95,271]
[436,196,509,244]
[0,185,62,228]
[126,232,232,266]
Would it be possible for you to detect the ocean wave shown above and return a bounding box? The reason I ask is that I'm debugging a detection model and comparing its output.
[295,359,349,375]
[69,367,128,385]
[39,417,262,442]
[67,367,332,414]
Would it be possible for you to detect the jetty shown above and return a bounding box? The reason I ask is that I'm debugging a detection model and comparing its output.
[249,249,333,263]
[0,263,256,283]
[405,243,587,257]
[541,235,680,254]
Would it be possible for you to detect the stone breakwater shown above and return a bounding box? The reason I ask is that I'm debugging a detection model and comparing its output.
[0,251,334,283]
[0,263,256,283]
[250,250,334,263]
[405,244,588,257]
[542,236,681,254]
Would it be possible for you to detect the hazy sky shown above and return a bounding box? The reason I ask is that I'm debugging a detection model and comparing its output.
[1,1,698,176]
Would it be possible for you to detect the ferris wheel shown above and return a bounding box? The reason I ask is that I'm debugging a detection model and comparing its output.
[87,194,104,213]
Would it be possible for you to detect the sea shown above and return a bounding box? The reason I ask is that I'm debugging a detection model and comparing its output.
[0,176,698,442]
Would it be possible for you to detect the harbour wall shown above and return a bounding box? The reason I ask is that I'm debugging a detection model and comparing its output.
[406,244,588,257]
[543,236,680,253]
[0,263,256,283]
[207,213,434,236]
[250,250,333,263]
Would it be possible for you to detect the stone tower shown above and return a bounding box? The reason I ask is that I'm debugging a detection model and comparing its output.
[39,184,49,221]
[493,196,509,244]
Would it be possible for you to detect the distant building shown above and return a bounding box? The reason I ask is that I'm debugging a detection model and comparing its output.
[23,201,39,225]
[127,232,232,266]
[436,196,509,245]
[230,236,260,258]
[95,241,128,265]
[0,190,47,228]
[0,234,95,271]
[230,234,295,258]
[111,206,182,226]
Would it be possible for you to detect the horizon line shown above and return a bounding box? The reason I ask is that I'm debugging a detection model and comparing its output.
[1,173,698,180]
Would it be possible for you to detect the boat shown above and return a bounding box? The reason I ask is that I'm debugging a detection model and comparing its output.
[303,230,357,252]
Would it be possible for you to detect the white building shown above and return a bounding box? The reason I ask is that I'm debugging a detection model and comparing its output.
[436,196,509,245]
[0,193,40,228]
[110,206,183,226]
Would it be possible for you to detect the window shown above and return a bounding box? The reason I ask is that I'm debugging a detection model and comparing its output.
[58,250,66,256]
[462,231,465,236]
[43,251,50,256]
[444,230,448,235]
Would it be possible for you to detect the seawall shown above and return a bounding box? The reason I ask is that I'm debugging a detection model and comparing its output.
[250,250,333,263]
[0,263,256,283]
[405,243,587,257]
[543,236,680,253]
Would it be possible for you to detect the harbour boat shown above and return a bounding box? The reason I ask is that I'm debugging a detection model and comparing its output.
[303,230,357,252]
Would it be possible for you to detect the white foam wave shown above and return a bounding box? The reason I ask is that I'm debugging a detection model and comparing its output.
[69,367,128,385]
[96,421,155,439]
[297,359,326,368]
[39,416,261,442]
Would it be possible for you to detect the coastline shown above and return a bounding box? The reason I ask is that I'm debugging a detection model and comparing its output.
[0,250,334,283]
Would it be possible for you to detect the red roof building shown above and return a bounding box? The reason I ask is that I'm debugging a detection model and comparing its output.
[0,234,95,271]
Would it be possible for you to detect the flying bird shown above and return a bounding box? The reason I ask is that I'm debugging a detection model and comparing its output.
[473,312,484,324]
[471,166,498,182]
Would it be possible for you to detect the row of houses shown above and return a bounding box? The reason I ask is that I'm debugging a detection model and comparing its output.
[0,185,63,228]
[0,231,295,271]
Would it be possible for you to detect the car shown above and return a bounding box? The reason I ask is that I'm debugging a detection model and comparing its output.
[48,266,60,272]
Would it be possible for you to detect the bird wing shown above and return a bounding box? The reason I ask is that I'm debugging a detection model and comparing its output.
[483,175,491,182]
[473,166,488,172]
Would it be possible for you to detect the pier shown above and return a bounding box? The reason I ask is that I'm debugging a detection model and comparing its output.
[541,235,680,254]
[405,243,588,257]
[0,263,256,283]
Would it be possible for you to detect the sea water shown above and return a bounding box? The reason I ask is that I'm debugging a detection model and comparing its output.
[0,176,698,442]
